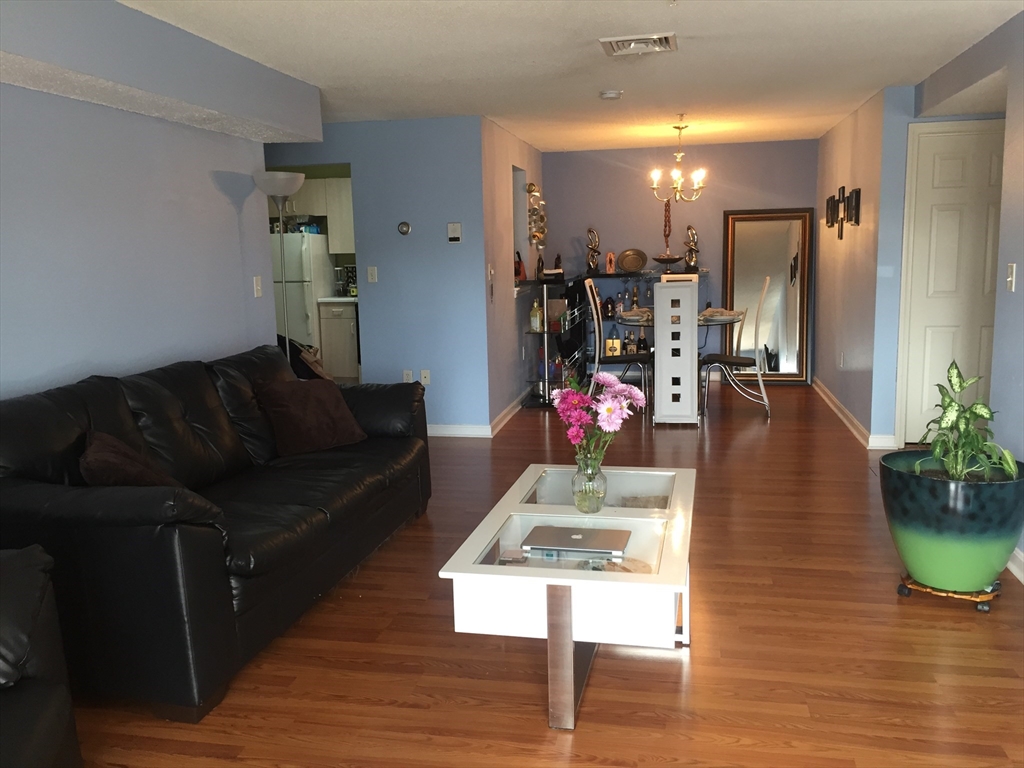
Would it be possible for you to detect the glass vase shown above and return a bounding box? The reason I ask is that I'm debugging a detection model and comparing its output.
[572,455,607,514]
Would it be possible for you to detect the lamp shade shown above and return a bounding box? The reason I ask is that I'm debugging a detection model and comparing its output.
[253,171,305,197]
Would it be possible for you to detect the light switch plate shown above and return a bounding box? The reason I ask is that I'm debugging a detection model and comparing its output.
[253,276,262,297]
[1008,263,1017,292]
[368,266,378,283]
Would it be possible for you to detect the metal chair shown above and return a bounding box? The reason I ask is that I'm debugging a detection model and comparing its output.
[584,278,651,397]
[699,275,771,420]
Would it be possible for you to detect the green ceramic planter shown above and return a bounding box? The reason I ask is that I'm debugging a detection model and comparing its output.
[879,451,1024,592]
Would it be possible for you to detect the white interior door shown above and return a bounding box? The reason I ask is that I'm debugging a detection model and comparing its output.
[902,120,1003,443]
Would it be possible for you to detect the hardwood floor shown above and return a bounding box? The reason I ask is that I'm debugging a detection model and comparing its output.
[75,385,1024,768]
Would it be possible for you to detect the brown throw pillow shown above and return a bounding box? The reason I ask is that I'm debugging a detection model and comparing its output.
[79,432,182,487]
[257,379,367,457]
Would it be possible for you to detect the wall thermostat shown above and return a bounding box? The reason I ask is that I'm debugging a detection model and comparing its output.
[447,222,462,243]
[397,221,411,235]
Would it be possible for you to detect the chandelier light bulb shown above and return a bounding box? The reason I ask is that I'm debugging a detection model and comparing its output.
[648,113,707,203]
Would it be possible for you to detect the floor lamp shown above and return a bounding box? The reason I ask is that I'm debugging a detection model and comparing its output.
[253,171,305,362]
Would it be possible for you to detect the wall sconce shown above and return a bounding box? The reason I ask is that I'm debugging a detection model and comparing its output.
[825,186,861,239]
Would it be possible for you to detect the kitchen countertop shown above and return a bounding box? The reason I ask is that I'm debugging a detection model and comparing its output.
[317,296,358,304]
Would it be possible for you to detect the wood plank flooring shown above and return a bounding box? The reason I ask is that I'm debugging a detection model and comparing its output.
[75,385,1024,767]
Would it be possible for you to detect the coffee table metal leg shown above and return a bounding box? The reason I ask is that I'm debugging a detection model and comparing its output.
[547,584,597,730]
[677,563,691,647]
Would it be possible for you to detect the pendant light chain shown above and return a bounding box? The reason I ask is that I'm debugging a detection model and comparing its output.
[663,199,672,252]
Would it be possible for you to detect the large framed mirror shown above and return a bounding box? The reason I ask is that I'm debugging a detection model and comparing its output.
[723,208,813,383]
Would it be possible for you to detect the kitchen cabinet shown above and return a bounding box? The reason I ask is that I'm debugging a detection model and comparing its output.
[266,178,327,217]
[325,178,355,254]
[319,302,359,383]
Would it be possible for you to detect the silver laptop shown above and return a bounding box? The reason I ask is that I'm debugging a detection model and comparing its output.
[521,526,631,557]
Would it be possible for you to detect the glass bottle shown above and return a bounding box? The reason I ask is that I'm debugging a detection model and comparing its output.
[615,292,624,315]
[632,284,639,309]
[638,326,649,353]
[605,325,620,357]
[625,331,637,355]
[530,299,543,332]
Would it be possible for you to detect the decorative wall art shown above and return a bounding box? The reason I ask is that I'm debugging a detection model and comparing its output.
[825,186,861,240]
[527,182,547,277]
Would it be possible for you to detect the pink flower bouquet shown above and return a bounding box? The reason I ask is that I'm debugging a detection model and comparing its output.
[552,372,645,459]
[552,373,645,512]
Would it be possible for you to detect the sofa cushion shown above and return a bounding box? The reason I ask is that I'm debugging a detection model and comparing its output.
[0,376,144,487]
[269,437,425,486]
[257,379,367,457]
[219,503,329,577]
[119,361,251,489]
[206,345,296,465]
[202,464,387,529]
[79,432,183,488]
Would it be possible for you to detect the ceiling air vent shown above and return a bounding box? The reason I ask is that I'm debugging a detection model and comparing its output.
[599,33,677,57]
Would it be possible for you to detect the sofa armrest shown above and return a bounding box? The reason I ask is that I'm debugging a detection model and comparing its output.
[0,478,223,530]
[339,382,428,441]
[0,545,65,688]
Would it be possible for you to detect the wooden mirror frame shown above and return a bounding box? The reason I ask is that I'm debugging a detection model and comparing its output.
[723,208,814,384]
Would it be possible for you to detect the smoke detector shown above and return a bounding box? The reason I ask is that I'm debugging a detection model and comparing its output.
[599,33,677,57]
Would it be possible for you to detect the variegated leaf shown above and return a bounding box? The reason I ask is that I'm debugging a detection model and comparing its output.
[956,414,970,434]
[939,402,961,429]
[969,401,993,420]
[962,376,981,392]
[947,360,965,393]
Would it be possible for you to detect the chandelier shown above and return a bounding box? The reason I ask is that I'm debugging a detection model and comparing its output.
[650,114,707,203]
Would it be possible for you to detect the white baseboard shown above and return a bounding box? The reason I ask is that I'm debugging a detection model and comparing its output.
[867,434,899,450]
[1007,547,1024,585]
[489,390,528,437]
[427,424,492,438]
[428,388,530,439]
[812,377,870,448]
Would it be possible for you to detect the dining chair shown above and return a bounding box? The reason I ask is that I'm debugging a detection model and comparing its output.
[699,275,770,420]
[584,278,652,398]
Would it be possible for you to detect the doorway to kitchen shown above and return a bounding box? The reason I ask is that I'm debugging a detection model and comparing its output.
[263,162,361,383]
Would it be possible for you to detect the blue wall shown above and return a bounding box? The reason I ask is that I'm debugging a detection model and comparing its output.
[0,84,274,397]
[266,118,491,428]
[542,140,819,354]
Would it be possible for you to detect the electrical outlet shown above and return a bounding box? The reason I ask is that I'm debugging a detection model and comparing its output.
[253,276,262,297]
[420,369,430,386]
[368,266,378,283]
[402,370,413,383]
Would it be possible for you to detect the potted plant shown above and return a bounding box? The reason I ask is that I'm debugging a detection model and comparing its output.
[879,361,1023,597]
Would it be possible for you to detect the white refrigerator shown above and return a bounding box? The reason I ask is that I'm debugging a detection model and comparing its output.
[271,233,334,350]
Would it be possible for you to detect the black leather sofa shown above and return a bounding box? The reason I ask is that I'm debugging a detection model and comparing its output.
[0,345,430,721]
[0,545,82,768]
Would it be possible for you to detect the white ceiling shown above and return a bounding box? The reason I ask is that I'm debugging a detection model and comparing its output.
[120,0,1021,152]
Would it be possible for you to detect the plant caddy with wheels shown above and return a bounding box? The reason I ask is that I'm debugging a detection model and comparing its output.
[879,361,1023,612]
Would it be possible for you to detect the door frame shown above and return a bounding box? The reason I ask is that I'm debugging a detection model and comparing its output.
[894,119,1005,447]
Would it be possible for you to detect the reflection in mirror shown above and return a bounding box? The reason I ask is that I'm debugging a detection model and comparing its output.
[723,209,813,383]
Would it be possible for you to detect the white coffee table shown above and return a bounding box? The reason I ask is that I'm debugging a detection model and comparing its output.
[438,464,695,729]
